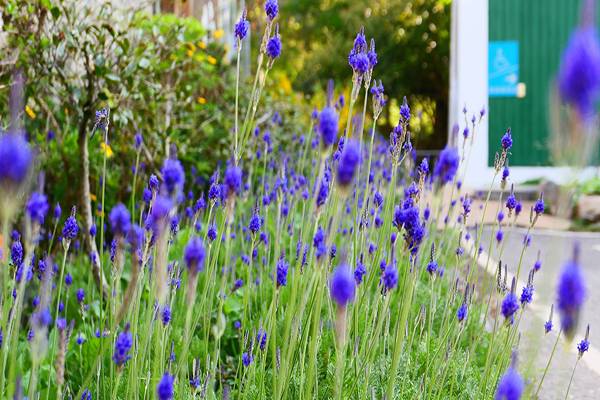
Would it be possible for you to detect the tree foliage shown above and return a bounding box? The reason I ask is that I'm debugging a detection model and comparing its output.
[256,0,451,149]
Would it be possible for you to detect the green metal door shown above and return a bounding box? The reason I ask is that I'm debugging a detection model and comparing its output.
[488,0,584,166]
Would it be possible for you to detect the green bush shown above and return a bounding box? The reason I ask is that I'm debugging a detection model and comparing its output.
[1,1,256,209]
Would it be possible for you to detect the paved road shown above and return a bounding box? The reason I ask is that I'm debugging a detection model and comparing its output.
[478,226,600,400]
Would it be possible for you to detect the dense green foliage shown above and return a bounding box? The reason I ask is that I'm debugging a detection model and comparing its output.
[0,1,303,211]
[0,2,583,400]
[248,0,451,149]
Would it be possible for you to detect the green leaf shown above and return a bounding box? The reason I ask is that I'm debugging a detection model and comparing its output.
[105,73,121,83]
[50,5,61,19]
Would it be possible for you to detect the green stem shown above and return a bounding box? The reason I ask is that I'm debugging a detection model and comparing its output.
[535,329,561,397]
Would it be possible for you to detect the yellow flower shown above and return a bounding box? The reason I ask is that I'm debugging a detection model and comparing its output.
[279,75,292,94]
[197,97,207,105]
[213,29,224,39]
[100,142,114,158]
[207,56,217,65]
[186,49,194,58]
[25,105,36,119]
[197,41,207,50]
[187,42,197,52]
[90,193,97,202]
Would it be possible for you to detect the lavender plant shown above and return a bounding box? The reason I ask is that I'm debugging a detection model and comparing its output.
[0,2,593,400]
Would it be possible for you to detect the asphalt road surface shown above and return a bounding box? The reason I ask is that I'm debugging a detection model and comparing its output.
[478,226,600,400]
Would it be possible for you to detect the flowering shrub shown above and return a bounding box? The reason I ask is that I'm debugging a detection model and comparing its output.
[0,1,593,399]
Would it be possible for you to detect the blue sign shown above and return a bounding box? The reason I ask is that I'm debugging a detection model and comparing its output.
[489,41,519,97]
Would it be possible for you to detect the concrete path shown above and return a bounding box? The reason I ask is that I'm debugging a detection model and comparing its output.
[477,226,600,400]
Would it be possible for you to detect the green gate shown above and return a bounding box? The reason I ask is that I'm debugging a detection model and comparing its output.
[488,0,588,166]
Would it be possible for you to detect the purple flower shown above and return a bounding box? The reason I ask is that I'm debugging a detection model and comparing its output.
[497,211,505,223]
[62,207,79,241]
[242,352,253,367]
[495,354,524,400]
[276,256,289,287]
[147,195,172,234]
[329,264,356,307]
[224,164,242,197]
[577,325,590,358]
[0,132,32,187]
[515,202,523,216]
[26,192,49,225]
[400,96,410,122]
[337,139,360,187]
[184,237,206,274]
[157,372,174,400]
[457,303,468,322]
[234,10,250,40]
[419,158,429,175]
[354,260,366,284]
[496,229,504,243]
[533,194,544,215]
[367,38,377,69]
[161,158,185,196]
[76,288,85,304]
[265,0,278,20]
[11,240,23,266]
[113,325,133,366]
[502,166,510,182]
[56,318,67,331]
[426,260,438,275]
[501,291,519,323]
[53,203,62,220]
[462,196,472,217]
[109,203,131,237]
[94,108,109,132]
[248,212,262,234]
[127,224,144,252]
[557,245,586,339]
[319,107,338,147]
[501,128,513,150]
[256,328,267,351]
[207,225,217,242]
[161,305,171,326]
[371,80,385,108]
[149,174,159,191]
[316,178,329,208]
[34,307,52,327]
[393,202,425,253]
[381,265,398,292]
[520,285,533,305]
[433,146,459,185]
[558,15,600,118]
[350,52,370,74]
[134,132,143,150]
[506,193,517,211]
[266,27,282,59]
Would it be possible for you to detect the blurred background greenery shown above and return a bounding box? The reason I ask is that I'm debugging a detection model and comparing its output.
[257,0,451,149]
[0,0,450,210]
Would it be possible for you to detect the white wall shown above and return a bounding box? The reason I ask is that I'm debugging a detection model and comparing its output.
[450,0,599,188]
[449,0,490,188]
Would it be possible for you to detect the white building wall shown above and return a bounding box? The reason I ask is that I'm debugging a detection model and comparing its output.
[450,0,598,189]
[449,0,490,189]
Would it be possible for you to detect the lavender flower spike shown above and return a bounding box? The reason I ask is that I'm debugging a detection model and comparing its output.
[330,264,356,307]
[557,244,586,340]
